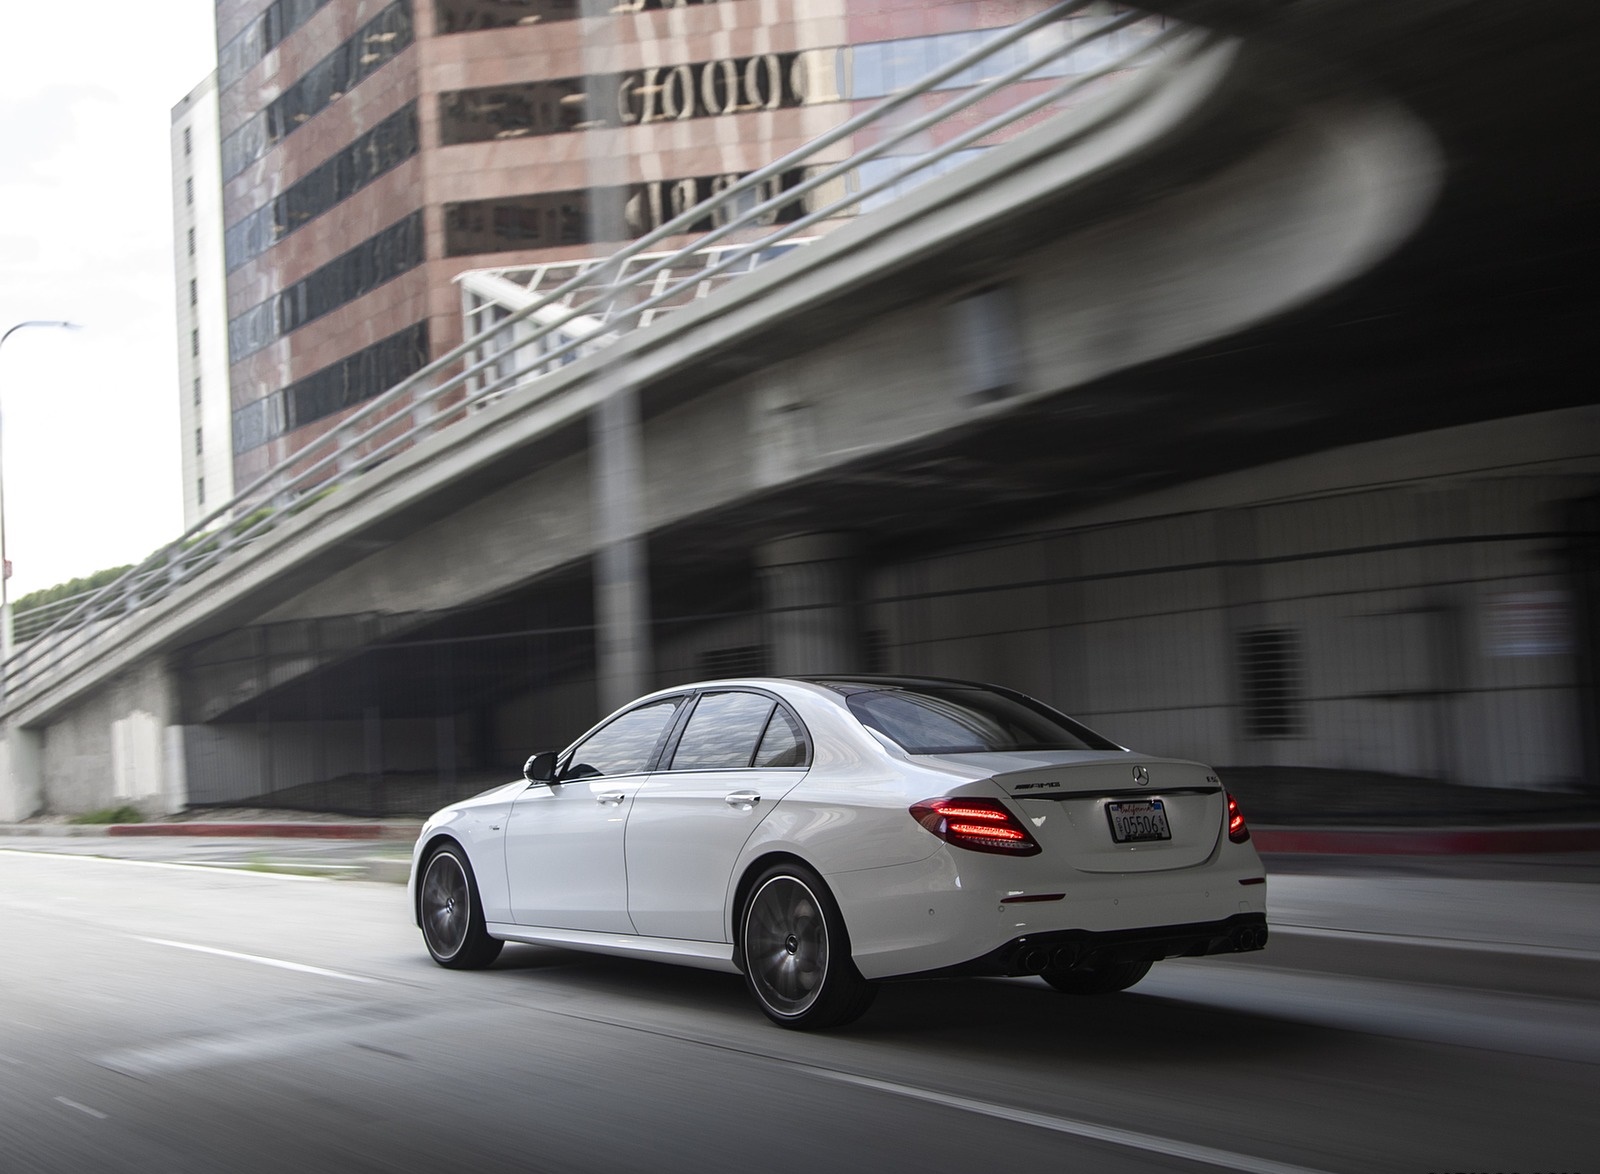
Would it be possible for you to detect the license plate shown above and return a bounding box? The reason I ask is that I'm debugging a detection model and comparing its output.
[1106,799,1171,843]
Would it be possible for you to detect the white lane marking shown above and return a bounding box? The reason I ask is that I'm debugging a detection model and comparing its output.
[0,849,331,882]
[805,1068,1335,1174]
[54,1097,108,1120]
[134,937,380,985]
[1271,923,1600,962]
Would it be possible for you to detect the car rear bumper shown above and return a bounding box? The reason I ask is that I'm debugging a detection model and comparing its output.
[897,911,1269,979]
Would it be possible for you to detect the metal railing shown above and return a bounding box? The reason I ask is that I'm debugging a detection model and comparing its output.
[1,1,1190,703]
[10,589,106,644]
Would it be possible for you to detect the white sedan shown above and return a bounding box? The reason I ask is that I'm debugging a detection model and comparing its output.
[411,676,1268,1029]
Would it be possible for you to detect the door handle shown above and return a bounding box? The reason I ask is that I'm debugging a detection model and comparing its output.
[724,791,761,808]
[596,791,627,805]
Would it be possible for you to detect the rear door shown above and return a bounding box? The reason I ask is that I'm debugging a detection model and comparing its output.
[626,690,810,941]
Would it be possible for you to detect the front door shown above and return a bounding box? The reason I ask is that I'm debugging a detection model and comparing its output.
[504,696,683,931]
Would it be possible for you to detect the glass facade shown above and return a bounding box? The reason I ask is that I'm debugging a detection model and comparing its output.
[221,1,414,181]
[443,169,806,257]
[434,0,577,34]
[219,0,336,89]
[228,212,425,362]
[438,50,817,146]
[225,103,420,272]
[432,0,729,34]
[232,320,431,454]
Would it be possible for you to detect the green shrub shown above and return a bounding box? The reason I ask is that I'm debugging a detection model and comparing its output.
[13,566,134,618]
[67,804,146,825]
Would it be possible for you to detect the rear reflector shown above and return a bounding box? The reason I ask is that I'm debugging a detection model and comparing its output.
[910,798,1041,856]
[1227,792,1251,843]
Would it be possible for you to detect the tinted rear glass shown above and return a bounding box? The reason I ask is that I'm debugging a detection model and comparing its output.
[845,686,1120,754]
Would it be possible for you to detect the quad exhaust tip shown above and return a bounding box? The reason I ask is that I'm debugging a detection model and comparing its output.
[1233,925,1268,950]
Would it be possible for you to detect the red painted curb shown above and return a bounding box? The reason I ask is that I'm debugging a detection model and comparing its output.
[105,823,401,839]
[1253,826,1600,855]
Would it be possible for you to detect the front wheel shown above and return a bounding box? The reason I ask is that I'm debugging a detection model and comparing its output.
[1042,958,1152,995]
[419,845,503,969]
[740,863,876,1030]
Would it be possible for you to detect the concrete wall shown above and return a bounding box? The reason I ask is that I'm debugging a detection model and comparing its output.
[36,658,185,817]
[864,411,1597,790]
[182,716,472,809]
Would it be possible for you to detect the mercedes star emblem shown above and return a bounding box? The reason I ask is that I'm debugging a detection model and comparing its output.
[1133,765,1150,785]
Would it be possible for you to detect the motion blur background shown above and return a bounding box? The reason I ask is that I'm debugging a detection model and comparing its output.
[1,0,1596,829]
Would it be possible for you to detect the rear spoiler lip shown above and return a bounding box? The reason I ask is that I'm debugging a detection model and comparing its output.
[1004,785,1223,801]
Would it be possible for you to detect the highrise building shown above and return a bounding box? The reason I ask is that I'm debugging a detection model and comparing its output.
[212,0,1123,493]
[171,72,235,530]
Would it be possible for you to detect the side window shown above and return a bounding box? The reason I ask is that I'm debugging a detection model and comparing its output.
[669,692,776,771]
[754,706,808,768]
[564,699,680,780]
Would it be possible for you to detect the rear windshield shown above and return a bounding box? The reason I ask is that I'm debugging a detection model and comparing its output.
[846,685,1120,755]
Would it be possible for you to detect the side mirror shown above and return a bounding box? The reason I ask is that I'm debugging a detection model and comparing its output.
[523,751,558,784]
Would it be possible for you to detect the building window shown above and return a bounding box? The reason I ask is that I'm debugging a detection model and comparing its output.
[227,212,425,362]
[195,428,204,455]
[1237,627,1305,738]
[193,376,202,405]
[189,278,198,306]
[191,328,200,357]
[184,127,192,156]
[187,227,196,256]
[224,102,420,273]
[197,476,205,505]
[234,319,430,454]
[185,177,194,206]
[221,1,414,182]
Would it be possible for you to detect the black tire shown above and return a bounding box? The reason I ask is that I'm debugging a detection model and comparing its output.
[418,845,503,970]
[1042,958,1152,995]
[739,862,876,1030]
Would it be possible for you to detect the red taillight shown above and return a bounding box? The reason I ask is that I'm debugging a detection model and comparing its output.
[910,798,1041,856]
[1227,792,1250,843]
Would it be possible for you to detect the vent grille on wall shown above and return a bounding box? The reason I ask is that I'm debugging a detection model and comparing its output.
[1238,626,1305,738]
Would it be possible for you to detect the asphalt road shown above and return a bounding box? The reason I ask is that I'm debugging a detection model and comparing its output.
[2,849,1596,1174]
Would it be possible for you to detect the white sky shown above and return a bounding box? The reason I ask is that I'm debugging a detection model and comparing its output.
[0,1,217,598]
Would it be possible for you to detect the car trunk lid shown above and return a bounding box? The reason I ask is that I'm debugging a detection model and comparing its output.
[927,751,1224,872]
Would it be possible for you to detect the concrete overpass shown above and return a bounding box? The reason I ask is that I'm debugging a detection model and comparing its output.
[3,0,1596,817]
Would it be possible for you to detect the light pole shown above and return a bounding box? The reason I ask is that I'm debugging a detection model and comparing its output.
[0,320,84,665]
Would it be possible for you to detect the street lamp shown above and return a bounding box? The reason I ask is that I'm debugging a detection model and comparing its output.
[0,320,84,665]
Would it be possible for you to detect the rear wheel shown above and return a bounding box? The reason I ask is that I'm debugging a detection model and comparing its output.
[740,863,876,1030]
[419,845,503,969]
[1042,958,1152,995]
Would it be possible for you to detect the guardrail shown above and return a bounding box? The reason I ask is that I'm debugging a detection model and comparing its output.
[10,590,106,644]
[1,1,1190,704]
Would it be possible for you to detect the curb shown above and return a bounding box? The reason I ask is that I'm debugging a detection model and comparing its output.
[0,822,422,840]
[1253,825,1600,855]
[105,822,423,841]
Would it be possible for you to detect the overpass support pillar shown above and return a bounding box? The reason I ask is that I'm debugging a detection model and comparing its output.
[592,382,653,713]
[0,723,43,822]
[758,533,862,675]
